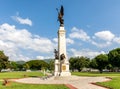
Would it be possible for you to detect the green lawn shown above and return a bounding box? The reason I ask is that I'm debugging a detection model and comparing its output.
[0,71,44,79]
[0,82,69,89]
[1,71,120,89]
[97,77,120,89]
[0,71,69,89]
[72,72,120,89]
[72,72,120,77]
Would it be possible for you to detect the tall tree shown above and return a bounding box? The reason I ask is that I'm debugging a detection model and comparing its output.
[89,59,98,69]
[10,61,18,70]
[69,56,90,72]
[108,48,120,68]
[0,51,10,72]
[69,57,77,72]
[93,54,108,73]
[23,63,30,70]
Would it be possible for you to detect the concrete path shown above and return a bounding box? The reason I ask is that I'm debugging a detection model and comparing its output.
[12,76,110,89]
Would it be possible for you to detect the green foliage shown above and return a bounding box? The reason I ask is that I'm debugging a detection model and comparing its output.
[69,56,90,72]
[69,57,76,71]
[10,61,18,70]
[106,64,113,71]
[108,48,120,68]
[90,54,108,73]
[23,63,30,70]
[16,61,26,65]
[13,61,26,71]
[0,71,44,79]
[0,82,69,89]
[48,59,54,70]
[0,51,10,72]
[89,59,97,69]
[26,60,49,70]
[97,77,120,89]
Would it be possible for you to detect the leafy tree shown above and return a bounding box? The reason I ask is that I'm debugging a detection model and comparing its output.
[0,51,10,72]
[23,63,30,70]
[108,48,120,68]
[48,59,54,71]
[44,59,54,71]
[10,61,18,70]
[69,57,77,72]
[69,56,90,72]
[89,59,98,69]
[106,64,113,71]
[93,54,108,73]
[26,60,49,70]
[16,61,25,71]
[84,57,90,68]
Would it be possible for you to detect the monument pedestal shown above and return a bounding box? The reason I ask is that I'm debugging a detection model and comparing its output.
[54,60,60,76]
[60,63,71,76]
[60,72,71,76]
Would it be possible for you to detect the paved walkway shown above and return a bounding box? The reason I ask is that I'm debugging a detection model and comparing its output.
[12,76,110,89]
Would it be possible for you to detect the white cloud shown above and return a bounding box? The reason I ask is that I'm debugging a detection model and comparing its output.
[94,30,115,41]
[69,27,115,48]
[91,40,112,48]
[36,56,44,60]
[1,24,119,61]
[69,27,90,41]
[66,38,74,44]
[90,30,117,48]
[0,40,29,61]
[113,37,120,44]
[30,38,54,53]
[0,23,54,61]
[12,16,32,26]
[36,55,54,60]
[53,38,58,43]
[69,48,105,58]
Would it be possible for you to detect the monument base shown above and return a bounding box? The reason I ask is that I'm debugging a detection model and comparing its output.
[60,63,71,76]
[54,72,60,76]
[54,60,60,76]
[60,71,71,76]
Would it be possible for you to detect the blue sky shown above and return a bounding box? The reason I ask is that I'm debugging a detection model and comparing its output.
[0,0,120,61]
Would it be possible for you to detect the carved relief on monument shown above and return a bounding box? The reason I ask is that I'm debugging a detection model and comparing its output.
[62,65,66,71]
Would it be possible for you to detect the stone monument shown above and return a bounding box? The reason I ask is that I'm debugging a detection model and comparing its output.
[54,5,71,76]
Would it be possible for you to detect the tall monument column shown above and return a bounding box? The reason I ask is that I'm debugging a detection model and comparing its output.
[58,27,66,59]
[58,26,71,76]
[54,5,71,76]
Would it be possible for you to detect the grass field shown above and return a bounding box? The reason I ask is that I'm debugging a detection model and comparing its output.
[0,82,69,89]
[72,72,120,77]
[0,71,44,79]
[97,77,120,89]
[72,72,120,89]
[0,71,68,89]
[1,71,120,89]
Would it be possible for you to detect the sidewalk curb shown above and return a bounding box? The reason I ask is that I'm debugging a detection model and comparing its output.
[65,84,77,89]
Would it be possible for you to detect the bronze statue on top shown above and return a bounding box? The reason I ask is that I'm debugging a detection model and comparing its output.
[57,5,64,26]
